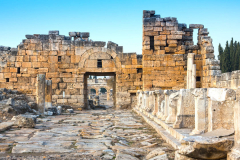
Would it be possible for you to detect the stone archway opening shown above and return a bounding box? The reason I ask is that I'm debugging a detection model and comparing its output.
[90,89,96,94]
[84,72,116,109]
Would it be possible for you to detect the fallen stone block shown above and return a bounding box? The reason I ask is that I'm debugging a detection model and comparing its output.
[146,148,165,159]
[46,106,57,115]
[12,115,37,128]
[67,109,74,113]
[177,136,234,159]
[0,122,14,132]
[6,98,14,106]
[57,106,62,115]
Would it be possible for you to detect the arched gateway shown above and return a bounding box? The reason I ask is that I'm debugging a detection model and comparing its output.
[79,47,120,108]
[0,31,142,109]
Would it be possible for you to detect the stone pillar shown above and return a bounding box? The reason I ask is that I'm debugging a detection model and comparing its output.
[163,90,172,120]
[166,91,180,124]
[190,88,208,135]
[153,91,158,116]
[45,80,52,109]
[136,90,142,109]
[192,64,196,88]
[36,74,45,115]
[107,91,110,100]
[139,91,144,110]
[187,53,195,89]
[207,88,235,132]
[144,91,149,111]
[148,91,155,113]
[154,90,164,117]
[96,90,99,96]
[228,88,240,159]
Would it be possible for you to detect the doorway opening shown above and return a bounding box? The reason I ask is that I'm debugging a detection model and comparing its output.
[193,29,198,45]
[84,72,116,109]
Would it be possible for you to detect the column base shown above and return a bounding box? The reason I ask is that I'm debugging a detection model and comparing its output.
[165,114,176,124]
[189,129,204,135]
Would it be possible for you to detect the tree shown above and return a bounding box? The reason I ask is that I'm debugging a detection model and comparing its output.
[218,43,223,70]
[234,41,238,70]
[222,41,231,73]
[237,42,240,70]
[229,38,234,71]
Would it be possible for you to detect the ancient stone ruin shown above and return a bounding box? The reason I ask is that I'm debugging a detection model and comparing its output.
[0,10,239,159]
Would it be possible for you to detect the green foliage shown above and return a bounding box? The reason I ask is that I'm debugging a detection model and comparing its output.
[219,38,240,73]
[218,44,223,70]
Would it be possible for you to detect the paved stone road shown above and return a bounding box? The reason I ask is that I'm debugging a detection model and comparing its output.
[0,109,175,159]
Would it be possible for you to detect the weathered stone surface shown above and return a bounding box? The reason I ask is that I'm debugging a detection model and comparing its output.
[178,136,234,159]
[0,122,14,132]
[148,154,168,160]
[116,153,139,160]
[146,148,166,159]
[12,115,36,128]
[0,109,174,158]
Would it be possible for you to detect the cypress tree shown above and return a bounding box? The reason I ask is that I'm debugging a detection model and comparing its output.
[234,41,238,70]
[222,41,231,73]
[218,43,224,71]
[229,38,234,71]
[237,42,240,70]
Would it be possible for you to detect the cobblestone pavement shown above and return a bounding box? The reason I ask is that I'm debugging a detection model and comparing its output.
[0,109,175,160]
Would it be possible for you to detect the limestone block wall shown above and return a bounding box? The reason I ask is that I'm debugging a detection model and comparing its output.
[142,10,217,91]
[210,70,240,90]
[0,31,143,109]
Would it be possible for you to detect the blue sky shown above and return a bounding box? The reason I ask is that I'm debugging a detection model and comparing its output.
[0,0,240,58]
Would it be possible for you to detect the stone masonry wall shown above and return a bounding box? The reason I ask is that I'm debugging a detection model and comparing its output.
[142,10,216,91]
[0,10,229,109]
[0,31,143,109]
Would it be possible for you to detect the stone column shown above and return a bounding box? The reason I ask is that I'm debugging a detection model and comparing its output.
[148,91,155,113]
[96,90,99,96]
[45,80,52,109]
[192,64,196,88]
[190,88,208,135]
[166,91,180,124]
[163,90,172,120]
[153,91,158,116]
[153,90,164,116]
[140,91,144,110]
[228,88,240,159]
[107,91,110,100]
[136,90,142,109]
[207,88,235,132]
[187,53,195,89]
[144,91,149,111]
[36,74,45,115]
